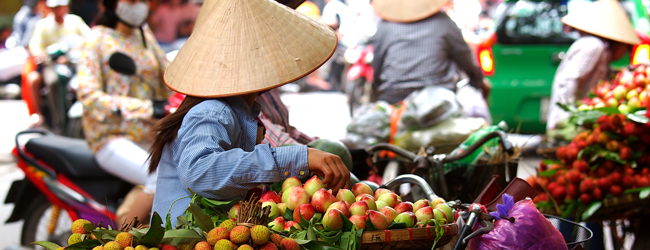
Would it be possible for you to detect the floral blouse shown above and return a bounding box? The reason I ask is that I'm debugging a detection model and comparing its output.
[77,25,171,153]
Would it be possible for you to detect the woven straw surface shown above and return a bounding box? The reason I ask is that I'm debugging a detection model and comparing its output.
[165,0,337,97]
[372,0,446,23]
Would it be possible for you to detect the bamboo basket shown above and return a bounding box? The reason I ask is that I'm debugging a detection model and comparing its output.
[360,223,458,250]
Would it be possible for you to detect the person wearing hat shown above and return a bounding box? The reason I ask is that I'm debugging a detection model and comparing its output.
[7,0,48,49]
[25,0,90,127]
[546,0,639,131]
[371,0,489,104]
[75,0,172,224]
[148,0,350,226]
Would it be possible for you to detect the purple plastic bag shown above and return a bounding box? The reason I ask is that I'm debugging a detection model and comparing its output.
[468,198,568,250]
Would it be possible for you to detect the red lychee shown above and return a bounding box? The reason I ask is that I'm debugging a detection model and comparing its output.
[566,184,579,200]
[597,177,612,191]
[557,176,568,186]
[567,147,580,162]
[533,193,549,203]
[556,147,567,161]
[580,179,595,193]
[637,176,650,187]
[620,147,632,161]
[593,187,603,200]
[580,193,592,204]
[606,141,620,152]
[566,169,582,183]
[623,175,636,189]
[603,161,616,171]
[573,160,590,173]
[610,185,623,196]
[551,186,566,202]
[610,171,623,184]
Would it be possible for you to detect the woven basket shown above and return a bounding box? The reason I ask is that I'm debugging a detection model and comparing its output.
[360,223,458,250]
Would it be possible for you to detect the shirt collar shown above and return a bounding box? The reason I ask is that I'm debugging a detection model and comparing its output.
[223,96,262,119]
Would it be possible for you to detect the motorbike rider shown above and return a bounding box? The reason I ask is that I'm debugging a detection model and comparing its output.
[371,0,489,104]
[148,0,349,226]
[25,0,90,126]
[76,0,171,224]
[6,0,48,49]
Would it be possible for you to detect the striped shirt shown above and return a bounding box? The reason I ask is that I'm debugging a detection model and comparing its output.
[28,13,90,56]
[547,35,610,130]
[151,97,309,226]
[372,11,484,103]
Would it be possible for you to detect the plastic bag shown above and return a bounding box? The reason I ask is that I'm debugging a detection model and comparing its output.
[399,85,460,130]
[457,83,492,124]
[469,197,568,250]
[392,117,487,152]
[344,101,392,148]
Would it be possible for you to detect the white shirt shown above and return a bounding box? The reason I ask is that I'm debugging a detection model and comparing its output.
[28,13,90,56]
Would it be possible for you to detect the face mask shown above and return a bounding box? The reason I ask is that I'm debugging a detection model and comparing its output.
[115,1,149,27]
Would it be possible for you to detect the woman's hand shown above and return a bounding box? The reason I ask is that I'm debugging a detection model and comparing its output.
[307,148,350,195]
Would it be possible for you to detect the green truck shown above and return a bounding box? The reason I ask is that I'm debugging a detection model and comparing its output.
[479,0,650,133]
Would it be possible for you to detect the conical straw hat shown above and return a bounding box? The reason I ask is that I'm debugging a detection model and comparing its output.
[562,0,640,45]
[373,0,447,23]
[164,0,337,98]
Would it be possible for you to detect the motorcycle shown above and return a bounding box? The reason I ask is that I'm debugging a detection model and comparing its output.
[4,51,163,246]
[344,43,375,115]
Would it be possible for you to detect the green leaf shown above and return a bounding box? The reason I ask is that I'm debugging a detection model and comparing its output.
[311,213,323,224]
[165,212,173,231]
[339,231,351,250]
[295,239,312,244]
[387,222,407,229]
[295,230,308,240]
[581,201,603,221]
[542,159,562,165]
[595,107,621,114]
[569,109,607,126]
[561,201,579,219]
[197,196,238,208]
[284,208,294,222]
[83,223,96,233]
[301,240,345,250]
[30,241,61,250]
[298,208,310,229]
[161,229,203,246]
[66,240,102,250]
[176,215,191,228]
[129,228,148,242]
[597,151,626,164]
[641,189,650,199]
[140,212,165,247]
[188,203,215,232]
[364,217,376,231]
[314,228,342,243]
[627,112,649,124]
[340,213,354,232]
[307,224,318,241]
[538,169,559,177]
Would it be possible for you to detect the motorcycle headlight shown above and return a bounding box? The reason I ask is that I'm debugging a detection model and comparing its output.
[364,52,374,64]
[344,49,361,64]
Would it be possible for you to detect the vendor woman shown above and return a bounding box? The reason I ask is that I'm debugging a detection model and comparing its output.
[546,0,639,130]
[148,0,349,225]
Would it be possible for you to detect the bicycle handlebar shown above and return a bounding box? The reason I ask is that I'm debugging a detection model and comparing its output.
[366,130,514,163]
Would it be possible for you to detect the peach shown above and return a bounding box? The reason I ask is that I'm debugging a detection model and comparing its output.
[434,203,454,223]
[352,183,373,197]
[268,217,285,232]
[303,175,324,198]
[349,201,369,216]
[311,188,336,213]
[336,189,356,205]
[366,210,390,230]
[293,204,315,223]
[415,206,434,224]
[282,177,302,193]
[429,197,445,208]
[284,221,303,231]
[357,195,377,211]
[394,212,416,228]
[260,191,281,203]
[262,201,279,218]
[413,199,430,212]
[377,193,401,208]
[229,203,241,220]
[326,201,350,218]
[322,209,344,231]
[374,188,391,199]
[375,201,389,210]
[380,206,398,223]
[286,186,310,211]
[348,215,367,230]
[394,201,413,214]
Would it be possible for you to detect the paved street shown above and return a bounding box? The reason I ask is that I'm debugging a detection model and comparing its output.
[0,93,544,248]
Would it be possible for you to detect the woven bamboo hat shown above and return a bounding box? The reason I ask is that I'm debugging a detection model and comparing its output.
[373,0,447,23]
[562,0,640,45]
[164,0,336,98]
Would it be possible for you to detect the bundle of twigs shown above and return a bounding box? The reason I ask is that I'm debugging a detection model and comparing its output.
[236,195,272,227]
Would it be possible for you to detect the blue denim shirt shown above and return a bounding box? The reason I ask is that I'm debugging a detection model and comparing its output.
[151,97,309,226]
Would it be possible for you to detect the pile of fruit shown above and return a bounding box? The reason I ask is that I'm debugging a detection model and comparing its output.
[530,64,650,219]
[34,175,455,250]
[577,64,650,114]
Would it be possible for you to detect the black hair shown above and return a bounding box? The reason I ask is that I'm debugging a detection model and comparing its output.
[94,0,147,48]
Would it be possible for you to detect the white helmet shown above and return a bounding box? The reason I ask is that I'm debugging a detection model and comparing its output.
[46,0,68,8]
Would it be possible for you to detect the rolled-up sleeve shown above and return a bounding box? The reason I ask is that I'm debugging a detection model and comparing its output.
[175,111,309,201]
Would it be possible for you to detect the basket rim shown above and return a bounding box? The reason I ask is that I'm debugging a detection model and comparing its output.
[543,214,594,246]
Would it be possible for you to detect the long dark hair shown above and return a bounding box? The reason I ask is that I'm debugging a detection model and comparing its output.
[147,0,305,173]
[95,0,119,28]
[148,96,205,173]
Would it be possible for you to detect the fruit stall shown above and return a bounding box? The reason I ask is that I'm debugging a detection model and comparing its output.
[528,64,650,248]
[33,176,460,250]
